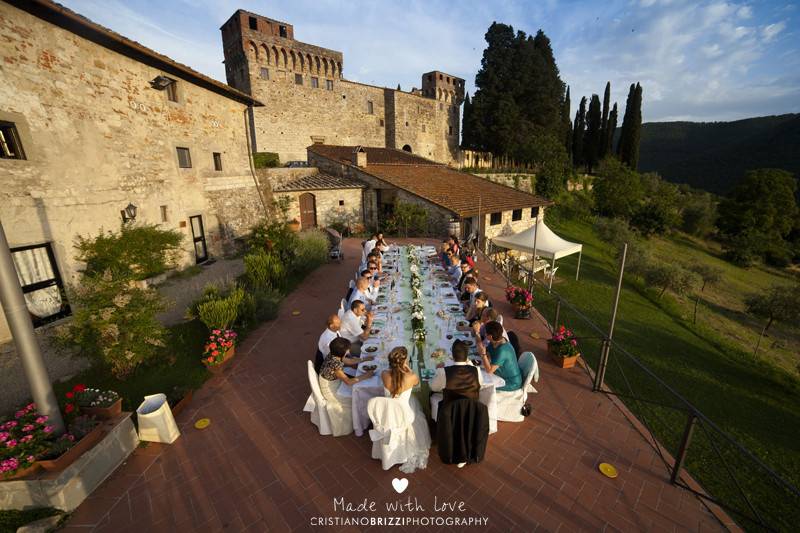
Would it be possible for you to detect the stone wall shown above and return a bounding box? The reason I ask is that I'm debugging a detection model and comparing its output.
[475,173,537,194]
[0,2,261,399]
[278,188,363,228]
[223,10,461,165]
[483,207,545,243]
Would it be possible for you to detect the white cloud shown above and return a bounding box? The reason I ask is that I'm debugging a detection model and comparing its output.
[737,5,752,19]
[762,21,786,42]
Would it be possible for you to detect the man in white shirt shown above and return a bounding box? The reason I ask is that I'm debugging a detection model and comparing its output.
[317,314,372,375]
[340,300,374,354]
[348,277,375,309]
[360,268,381,300]
[362,234,378,262]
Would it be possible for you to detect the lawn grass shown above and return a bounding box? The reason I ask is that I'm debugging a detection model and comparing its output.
[528,217,800,531]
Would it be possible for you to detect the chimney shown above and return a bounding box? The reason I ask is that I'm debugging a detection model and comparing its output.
[354,147,367,168]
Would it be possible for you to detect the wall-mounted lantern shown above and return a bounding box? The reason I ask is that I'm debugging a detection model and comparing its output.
[149,75,173,90]
[121,203,137,223]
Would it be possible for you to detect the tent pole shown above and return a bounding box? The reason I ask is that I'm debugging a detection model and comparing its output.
[528,218,539,293]
[576,251,582,280]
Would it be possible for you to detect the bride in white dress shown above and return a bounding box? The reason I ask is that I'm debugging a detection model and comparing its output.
[370,347,431,473]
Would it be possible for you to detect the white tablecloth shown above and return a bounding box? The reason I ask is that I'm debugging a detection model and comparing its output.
[342,245,506,436]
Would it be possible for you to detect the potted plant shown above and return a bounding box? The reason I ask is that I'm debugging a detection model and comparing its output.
[38,415,103,472]
[287,218,301,232]
[548,325,581,368]
[505,286,533,319]
[74,387,122,420]
[167,386,193,417]
[0,403,54,480]
[202,329,238,374]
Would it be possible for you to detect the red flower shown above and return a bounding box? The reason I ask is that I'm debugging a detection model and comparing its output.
[65,403,75,414]
[73,384,86,393]
[65,392,74,399]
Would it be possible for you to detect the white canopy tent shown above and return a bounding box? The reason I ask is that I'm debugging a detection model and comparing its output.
[491,219,583,280]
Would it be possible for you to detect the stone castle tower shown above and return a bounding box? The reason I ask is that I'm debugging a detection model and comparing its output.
[220,10,464,164]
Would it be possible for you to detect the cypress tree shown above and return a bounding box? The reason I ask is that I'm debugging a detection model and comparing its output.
[606,103,618,157]
[563,86,572,159]
[572,96,586,168]
[617,83,635,158]
[584,94,602,173]
[461,92,473,149]
[599,81,611,158]
[628,83,643,170]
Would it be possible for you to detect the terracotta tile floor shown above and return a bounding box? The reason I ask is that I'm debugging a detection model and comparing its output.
[63,238,726,532]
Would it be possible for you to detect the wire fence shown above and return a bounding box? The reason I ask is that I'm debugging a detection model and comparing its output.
[479,246,800,532]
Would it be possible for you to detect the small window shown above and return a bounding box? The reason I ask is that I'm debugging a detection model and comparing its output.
[249,16,258,30]
[311,77,319,88]
[10,243,70,327]
[367,101,374,114]
[405,121,409,127]
[512,209,522,221]
[338,200,345,206]
[160,205,168,222]
[166,80,178,102]
[448,126,453,135]
[295,73,303,85]
[439,74,443,80]
[213,152,222,171]
[490,212,502,226]
[531,206,540,218]
[326,79,333,90]
[421,124,426,132]
[439,103,443,111]
[0,122,26,160]
[177,147,192,168]
[279,25,287,37]
[379,119,384,127]
[260,67,269,80]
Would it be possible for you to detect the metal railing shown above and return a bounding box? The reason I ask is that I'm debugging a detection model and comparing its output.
[477,245,800,532]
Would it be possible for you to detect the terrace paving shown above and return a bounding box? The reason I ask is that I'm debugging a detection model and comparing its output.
[62,238,726,532]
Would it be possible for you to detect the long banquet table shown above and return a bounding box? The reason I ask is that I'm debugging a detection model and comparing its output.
[340,244,505,436]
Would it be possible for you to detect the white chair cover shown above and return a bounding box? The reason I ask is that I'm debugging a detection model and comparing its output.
[367,395,430,473]
[496,352,539,423]
[338,298,346,319]
[304,360,332,435]
[349,280,355,290]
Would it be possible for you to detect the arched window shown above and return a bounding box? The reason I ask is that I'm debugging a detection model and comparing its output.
[248,41,258,59]
[306,54,312,72]
[290,50,296,70]
[337,62,342,77]
[315,56,321,73]
[402,145,412,153]
[281,48,288,68]
[272,45,280,67]
[299,54,305,71]
[323,58,329,76]
[261,44,270,64]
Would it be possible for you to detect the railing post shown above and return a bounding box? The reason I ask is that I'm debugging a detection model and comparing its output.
[593,338,610,392]
[671,411,698,484]
[552,298,561,334]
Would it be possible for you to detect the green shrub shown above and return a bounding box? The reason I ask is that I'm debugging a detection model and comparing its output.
[595,217,636,250]
[244,250,286,290]
[248,219,299,264]
[75,224,183,280]
[293,229,329,271]
[254,287,282,321]
[389,201,430,237]
[236,291,258,330]
[253,152,280,168]
[197,286,243,330]
[55,272,167,379]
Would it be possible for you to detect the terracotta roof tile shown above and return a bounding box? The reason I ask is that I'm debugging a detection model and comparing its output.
[272,173,365,192]
[308,145,553,217]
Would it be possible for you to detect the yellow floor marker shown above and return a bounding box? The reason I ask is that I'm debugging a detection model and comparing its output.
[599,463,618,478]
[292,310,301,316]
[194,418,211,430]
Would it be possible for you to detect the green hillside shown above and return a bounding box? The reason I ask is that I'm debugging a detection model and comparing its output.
[636,113,800,194]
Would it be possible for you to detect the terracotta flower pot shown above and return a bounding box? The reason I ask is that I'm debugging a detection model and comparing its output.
[549,344,580,368]
[511,302,532,319]
[38,425,105,472]
[81,398,122,420]
[170,390,194,417]
[206,346,235,375]
[3,461,40,480]
[287,220,301,233]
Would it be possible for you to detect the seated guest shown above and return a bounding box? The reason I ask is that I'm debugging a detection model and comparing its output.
[477,321,522,392]
[430,340,483,401]
[455,261,474,291]
[340,300,374,355]
[349,277,375,309]
[472,308,508,346]
[463,278,484,310]
[448,235,461,258]
[319,337,375,437]
[361,267,381,299]
[459,276,476,303]
[447,252,461,281]
[363,233,378,259]
[441,242,452,267]
[317,314,373,374]
[466,292,491,324]
[375,233,390,252]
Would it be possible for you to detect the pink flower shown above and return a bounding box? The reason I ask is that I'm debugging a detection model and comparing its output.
[19,435,33,443]
[14,410,26,419]
[211,350,219,357]
[43,426,54,434]
[22,424,34,432]
[570,339,578,346]
[6,439,18,448]
[26,455,35,463]
[35,416,47,424]
[212,329,221,335]
[4,421,17,429]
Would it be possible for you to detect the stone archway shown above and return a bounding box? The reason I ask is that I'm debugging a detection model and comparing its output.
[402,144,412,153]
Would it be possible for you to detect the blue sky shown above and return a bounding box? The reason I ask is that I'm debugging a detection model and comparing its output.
[61,0,799,122]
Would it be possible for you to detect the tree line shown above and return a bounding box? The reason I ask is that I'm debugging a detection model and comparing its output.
[462,23,644,198]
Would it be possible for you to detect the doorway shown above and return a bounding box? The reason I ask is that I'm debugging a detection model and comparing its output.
[299,192,317,229]
[189,215,208,264]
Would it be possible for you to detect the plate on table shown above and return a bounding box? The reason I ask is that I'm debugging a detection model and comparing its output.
[462,340,474,347]
[362,364,377,372]
[364,346,378,353]
[449,305,462,312]
[370,328,381,335]
[457,320,468,327]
